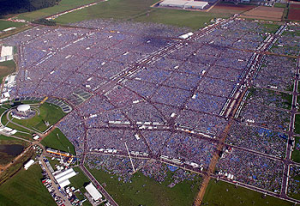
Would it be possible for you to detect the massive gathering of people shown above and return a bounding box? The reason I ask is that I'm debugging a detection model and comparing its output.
[1,18,300,194]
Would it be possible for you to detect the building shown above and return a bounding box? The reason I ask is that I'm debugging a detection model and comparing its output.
[17,104,31,114]
[24,159,34,170]
[160,0,208,10]
[54,168,77,188]
[85,182,102,201]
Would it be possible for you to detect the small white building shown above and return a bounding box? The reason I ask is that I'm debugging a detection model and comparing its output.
[160,0,208,9]
[24,159,34,170]
[85,182,102,201]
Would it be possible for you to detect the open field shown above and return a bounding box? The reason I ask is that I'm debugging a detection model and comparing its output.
[202,180,293,206]
[288,9,300,21]
[133,9,231,30]
[0,164,56,206]
[55,0,231,29]
[0,20,25,31]
[0,61,16,82]
[240,6,284,21]
[295,115,300,134]
[17,0,99,21]
[0,25,32,39]
[11,102,65,133]
[41,128,75,154]
[69,167,92,206]
[88,167,202,206]
[211,2,256,14]
[292,136,300,163]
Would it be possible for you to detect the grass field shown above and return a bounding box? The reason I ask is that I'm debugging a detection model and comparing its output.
[295,114,300,134]
[88,166,202,206]
[17,0,99,21]
[0,20,25,31]
[41,128,75,155]
[0,61,16,83]
[292,136,300,163]
[69,167,92,206]
[289,173,300,200]
[0,164,56,206]
[11,102,66,133]
[55,0,231,30]
[202,180,293,206]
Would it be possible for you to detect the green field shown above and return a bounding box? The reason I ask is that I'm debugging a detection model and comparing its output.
[88,166,202,206]
[0,164,56,206]
[295,114,300,134]
[41,128,75,155]
[274,3,287,8]
[0,61,16,82]
[11,102,65,133]
[0,20,25,31]
[202,180,293,206]
[55,0,231,30]
[17,0,99,21]
[134,9,230,30]
[69,167,92,206]
[292,136,300,163]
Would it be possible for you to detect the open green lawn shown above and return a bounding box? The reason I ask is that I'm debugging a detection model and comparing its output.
[0,20,25,31]
[292,136,300,163]
[55,0,231,30]
[70,167,90,189]
[261,23,281,34]
[202,180,293,206]
[134,9,230,30]
[41,128,75,155]
[295,114,300,135]
[11,102,65,133]
[55,0,157,24]
[69,167,92,206]
[88,166,202,206]
[0,135,15,141]
[17,0,99,21]
[0,61,16,82]
[290,175,300,200]
[0,164,56,206]
[274,3,287,8]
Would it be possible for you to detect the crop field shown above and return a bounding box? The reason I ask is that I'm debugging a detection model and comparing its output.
[41,128,76,154]
[17,0,99,21]
[0,164,56,206]
[288,9,300,21]
[88,167,202,206]
[54,0,231,29]
[240,6,284,21]
[202,180,293,206]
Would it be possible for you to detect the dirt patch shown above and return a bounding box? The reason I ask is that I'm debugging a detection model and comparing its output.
[210,3,255,14]
[288,9,300,21]
[240,6,284,21]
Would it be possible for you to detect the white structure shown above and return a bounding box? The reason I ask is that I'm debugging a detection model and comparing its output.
[17,104,31,113]
[160,0,208,10]
[0,46,13,62]
[85,182,102,201]
[24,159,34,170]
[54,168,77,188]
